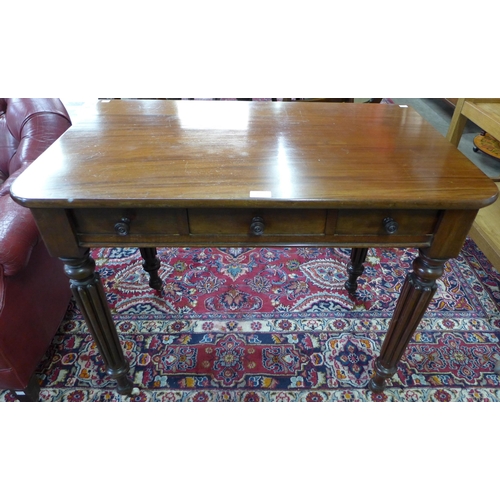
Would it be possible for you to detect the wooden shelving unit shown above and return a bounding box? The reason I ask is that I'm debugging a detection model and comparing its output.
[469,182,500,272]
[445,98,500,271]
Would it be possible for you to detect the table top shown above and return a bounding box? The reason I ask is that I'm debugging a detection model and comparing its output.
[11,100,498,210]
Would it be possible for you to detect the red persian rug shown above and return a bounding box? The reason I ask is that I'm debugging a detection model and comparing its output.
[2,239,500,402]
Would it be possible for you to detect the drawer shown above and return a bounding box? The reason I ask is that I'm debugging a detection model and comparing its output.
[335,210,439,236]
[188,208,327,235]
[72,208,187,236]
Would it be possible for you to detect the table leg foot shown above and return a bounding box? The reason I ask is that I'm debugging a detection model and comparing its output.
[369,250,446,391]
[62,251,134,396]
[140,247,163,291]
[345,248,369,294]
[108,364,134,396]
[368,359,398,392]
[368,378,384,393]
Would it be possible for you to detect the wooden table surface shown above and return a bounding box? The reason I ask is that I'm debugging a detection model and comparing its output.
[12,100,498,210]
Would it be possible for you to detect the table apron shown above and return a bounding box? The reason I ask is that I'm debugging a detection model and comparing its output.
[75,233,435,248]
[68,207,440,249]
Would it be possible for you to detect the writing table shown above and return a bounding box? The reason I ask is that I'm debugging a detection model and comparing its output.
[11,100,499,395]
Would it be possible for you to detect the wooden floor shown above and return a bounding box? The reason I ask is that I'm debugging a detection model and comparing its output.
[470,181,500,272]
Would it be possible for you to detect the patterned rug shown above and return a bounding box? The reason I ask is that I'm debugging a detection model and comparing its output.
[2,239,500,402]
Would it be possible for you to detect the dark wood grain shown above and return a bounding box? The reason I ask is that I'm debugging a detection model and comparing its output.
[369,251,447,392]
[11,100,498,210]
[62,252,133,395]
[10,100,499,395]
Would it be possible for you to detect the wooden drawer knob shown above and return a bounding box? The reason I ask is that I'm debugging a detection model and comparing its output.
[114,217,131,236]
[383,217,399,234]
[250,216,265,236]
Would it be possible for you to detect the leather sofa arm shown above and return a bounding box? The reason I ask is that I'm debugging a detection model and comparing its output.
[0,194,39,276]
[6,109,71,176]
[0,101,71,197]
[0,99,71,276]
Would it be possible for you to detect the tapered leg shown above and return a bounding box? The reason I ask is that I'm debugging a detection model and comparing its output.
[369,250,447,392]
[345,248,369,294]
[62,251,134,395]
[139,247,163,291]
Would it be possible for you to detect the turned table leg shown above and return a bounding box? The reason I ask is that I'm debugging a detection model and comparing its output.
[345,248,369,294]
[62,251,134,395]
[139,247,163,291]
[369,250,447,392]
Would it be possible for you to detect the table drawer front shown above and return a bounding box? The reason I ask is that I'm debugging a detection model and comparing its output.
[188,209,327,235]
[72,208,187,236]
[70,207,440,248]
[335,210,439,235]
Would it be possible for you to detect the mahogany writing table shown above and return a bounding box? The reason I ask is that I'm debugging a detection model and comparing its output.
[11,100,499,395]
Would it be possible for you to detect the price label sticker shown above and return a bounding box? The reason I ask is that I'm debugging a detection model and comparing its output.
[250,191,272,198]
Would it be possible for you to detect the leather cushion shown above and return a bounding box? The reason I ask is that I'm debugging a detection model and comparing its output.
[0,195,38,276]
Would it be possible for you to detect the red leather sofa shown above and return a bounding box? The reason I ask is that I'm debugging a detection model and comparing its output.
[0,98,72,401]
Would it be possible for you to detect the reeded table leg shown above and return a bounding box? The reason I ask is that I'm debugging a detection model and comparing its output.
[345,248,369,294]
[62,251,134,395]
[140,247,163,291]
[369,250,447,392]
